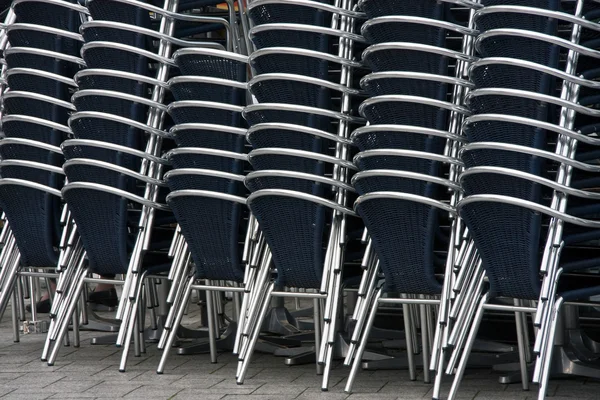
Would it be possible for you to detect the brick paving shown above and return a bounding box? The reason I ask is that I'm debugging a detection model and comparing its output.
[0,307,595,400]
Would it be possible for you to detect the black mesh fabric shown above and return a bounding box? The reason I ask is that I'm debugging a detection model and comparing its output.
[251,53,329,80]
[175,53,247,81]
[5,51,81,77]
[62,144,142,172]
[461,201,542,299]
[244,107,332,132]
[250,79,331,108]
[362,20,446,47]
[167,173,244,195]
[88,0,152,28]
[353,174,440,198]
[0,142,62,166]
[3,96,70,125]
[363,48,448,75]
[0,185,60,267]
[0,165,63,187]
[7,29,81,57]
[63,188,131,275]
[2,120,65,146]
[82,47,149,76]
[249,152,326,177]
[6,73,72,99]
[14,1,80,30]
[76,74,147,98]
[69,117,143,150]
[172,127,245,152]
[249,195,327,289]
[361,76,447,102]
[352,129,446,155]
[361,101,449,131]
[248,1,334,26]
[252,29,330,52]
[245,175,325,197]
[168,195,245,282]
[169,104,242,127]
[360,0,444,20]
[170,152,244,175]
[63,163,139,194]
[73,94,149,122]
[170,81,246,105]
[355,153,441,179]
[247,128,326,154]
[356,197,442,295]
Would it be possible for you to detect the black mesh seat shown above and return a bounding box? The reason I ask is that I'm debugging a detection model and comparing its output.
[251,27,330,52]
[75,69,155,99]
[245,170,350,198]
[72,90,157,122]
[81,44,154,76]
[170,124,246,152]
[169,77,246,105]
[168,101,244,126]
[174,49,248,81]
[69,113,146,151]
[360,72,448,103]
[354,149,457,179]
[354,193,445,295]
[167,191,246,282]
[0,138,63,167]
[248,147,355,178]
[352,171,450,198]
[361,17,448,46]
[362,44,450,75]
[62,160,146,196]
[61,140,146,172]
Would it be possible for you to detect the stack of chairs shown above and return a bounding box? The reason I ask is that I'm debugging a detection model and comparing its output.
[42,0,237,371]
[448,1,600,399]
[342,0,481,396]
[156,46,250,373]
[0,0,86,338]
[235,0,366,390]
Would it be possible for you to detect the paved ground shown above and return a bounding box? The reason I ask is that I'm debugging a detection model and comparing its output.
[0,306,596,400]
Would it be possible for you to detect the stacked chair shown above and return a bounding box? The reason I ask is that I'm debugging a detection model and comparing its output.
[41,0,240,371]
[235,0,366,391]
[156,46,250,373]
[0,0,86,340]
[342,0,481,397]
[447,1,600,400]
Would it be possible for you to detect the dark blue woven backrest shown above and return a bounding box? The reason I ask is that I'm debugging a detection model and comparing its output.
[250,79,331,109]
[362,19,446,47]
[248,1,333,26]
[169,152,244,174]
[461,201,542,299]
[0,185,60,267]
[7,29,81,57]
[170,104,243,127]
[361,0,444,19]
[2,120,65,147]
[175,54,247,81]
[170,81,245,105]
[0,142,60,166]
[252,30,329,52]
[250,195,326,289]
[244,108,332,133]
[76,73,148,98]
[245,175,325,197]
[168,195,245,282]
[251,54,329,81]
[5,51,79,77]
[69,117,143,151]
[361,101,448,133]
[62,144,142,175]
[247,128,325,154]
[63,187,131,275]
[354,174,440,199]
[356,196,442,295]
[3,96,70,126]
[82,47,150,77]
[355,154,441,181]
[167,173,244,195]
[6,73,72,100]
[14,0,79,30]
[362,76,447,105]
[172,127,246,152]
[249,153,326,177]
[352,130,446,155]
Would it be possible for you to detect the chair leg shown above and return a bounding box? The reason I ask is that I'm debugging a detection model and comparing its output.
[119,276,146,372]
[420,302,431,384]
[236,282,274,384]
[447,293,489,400]
[514,299,529,391]
[157,276,193,374]
[403,302,417,381]
[537,297,564,400]
[205,282,218,363]
[11,286,19,343]
[345,286,383,394]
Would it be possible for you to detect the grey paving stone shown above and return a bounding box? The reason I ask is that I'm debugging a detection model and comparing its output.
[83,382,143,397]
[220,395,296,400]
[9,372,66,386]
[48,392,101,398]
[43,379,102,392]
[252,383,309,395]
[377,383,431,397]
[172,391,225,400]
[123,385,182,398]
[0,390,55,400]
[168,376,226,389]
[295,389,349,400]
